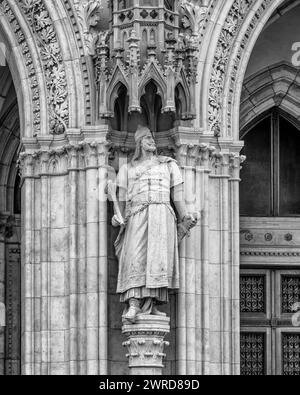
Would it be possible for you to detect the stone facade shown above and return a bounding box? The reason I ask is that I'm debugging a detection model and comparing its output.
[0,0,299,375]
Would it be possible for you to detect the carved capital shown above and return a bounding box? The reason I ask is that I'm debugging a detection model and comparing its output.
[18,139,110,178]
[175,142,216,168]
[229,153,246,179]
[122,316,170,374]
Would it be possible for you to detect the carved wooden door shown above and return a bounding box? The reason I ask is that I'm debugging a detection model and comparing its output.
[240,111,300,376]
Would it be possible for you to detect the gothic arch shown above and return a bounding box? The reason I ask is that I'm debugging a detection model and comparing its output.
[199,0,294,139]
[0,1,93,138]
[240,62,300,131]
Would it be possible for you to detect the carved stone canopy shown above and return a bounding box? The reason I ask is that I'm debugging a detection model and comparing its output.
[94,0,199,129]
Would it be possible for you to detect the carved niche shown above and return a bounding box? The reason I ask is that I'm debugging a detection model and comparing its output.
[93,0,199,132]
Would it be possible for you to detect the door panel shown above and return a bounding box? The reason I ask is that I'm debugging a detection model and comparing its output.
[241,269,300,375]
[240,327,272,376]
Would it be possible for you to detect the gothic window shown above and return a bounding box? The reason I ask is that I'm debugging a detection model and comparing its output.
[240,110,300,217]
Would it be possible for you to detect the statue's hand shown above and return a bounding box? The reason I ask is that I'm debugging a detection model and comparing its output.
[177,212,200,243]
[112,214,125,228]
[184,213,199,227]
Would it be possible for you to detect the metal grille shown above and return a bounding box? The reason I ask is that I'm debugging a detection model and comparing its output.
[240,275,265,313]
[282,334,300,376]
[241,333,265,376]
[282,276,300,313]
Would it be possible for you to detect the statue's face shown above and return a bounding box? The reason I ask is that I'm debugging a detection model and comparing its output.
[141,135,156,153]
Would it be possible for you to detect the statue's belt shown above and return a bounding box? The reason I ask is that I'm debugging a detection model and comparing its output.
[125,201,176,221]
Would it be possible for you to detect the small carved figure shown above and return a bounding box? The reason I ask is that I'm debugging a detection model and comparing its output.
[108,126,198,324]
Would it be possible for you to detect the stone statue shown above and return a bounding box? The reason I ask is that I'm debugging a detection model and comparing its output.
[108,126,198,324]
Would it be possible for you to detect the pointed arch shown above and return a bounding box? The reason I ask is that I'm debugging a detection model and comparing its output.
[241,62,300,131]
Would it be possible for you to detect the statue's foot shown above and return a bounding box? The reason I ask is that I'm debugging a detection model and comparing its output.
[151,306,167,317]
[122,306,141,323]
[122,298,141,323]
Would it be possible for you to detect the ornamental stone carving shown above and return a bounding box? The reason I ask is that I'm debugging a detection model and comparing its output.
[0,0,41,133]
[19,0,69,135]
[209,0,253,136]
[94,0,199,122]
[179,0,208,42]
[74,0,103,56]
[122,316,170,375]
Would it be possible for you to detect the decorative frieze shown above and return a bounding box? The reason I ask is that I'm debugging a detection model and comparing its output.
[18,140,111,178]
[241,251,300,257]
[19,0,69,135]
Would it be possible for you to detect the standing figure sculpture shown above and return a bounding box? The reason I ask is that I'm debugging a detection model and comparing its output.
[109,126,198,324]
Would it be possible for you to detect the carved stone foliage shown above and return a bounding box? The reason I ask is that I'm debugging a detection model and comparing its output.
[179,0,208,43]
[0,0,41,134]
[209,0,253,136]
[74,0,103,56]
[241,333,265,376]
[18,139,110,178]
[122,316,170,373]
[282,334,300,376]
[226,0,273,134]
[282,276,300,314]
[209,0,277,137]
[240,275,265,314]
[19,0,69,135]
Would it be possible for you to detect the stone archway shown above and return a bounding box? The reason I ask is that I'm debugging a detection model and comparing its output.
[0,1,100,375]
[0,70,21,375]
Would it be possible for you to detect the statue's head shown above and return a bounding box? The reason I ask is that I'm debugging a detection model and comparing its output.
[133,126,156,161]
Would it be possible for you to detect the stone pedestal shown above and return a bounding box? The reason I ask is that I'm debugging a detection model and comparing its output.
[122,316,170,376]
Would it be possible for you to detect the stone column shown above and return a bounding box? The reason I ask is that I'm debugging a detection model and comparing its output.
[207,144,244,375]
[122,316,170,375]
[175,138,215,375]
[229,152,245,376]
[173,129,244,375]
[19,132,110,375]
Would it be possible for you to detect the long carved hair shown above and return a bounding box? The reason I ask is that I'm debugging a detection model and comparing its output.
[131,137,158,165]
[132,138,143,163]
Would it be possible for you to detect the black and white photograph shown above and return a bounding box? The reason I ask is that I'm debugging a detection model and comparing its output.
[0,0,299,379]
